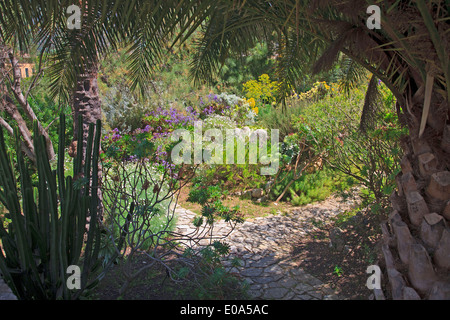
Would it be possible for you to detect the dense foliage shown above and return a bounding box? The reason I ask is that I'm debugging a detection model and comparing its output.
[1,23,406,301]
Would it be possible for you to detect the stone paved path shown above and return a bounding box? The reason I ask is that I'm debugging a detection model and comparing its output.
[174,195,358,300]
[0,194,357,300]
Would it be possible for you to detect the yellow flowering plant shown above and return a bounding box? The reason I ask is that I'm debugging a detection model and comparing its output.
[290,81,335,102]
[243,74,279,104]
[247,97,256,108]
[244,97,259,115]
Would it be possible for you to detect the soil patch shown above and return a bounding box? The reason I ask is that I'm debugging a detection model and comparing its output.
[177,184,295,218]
[290,208,386,300]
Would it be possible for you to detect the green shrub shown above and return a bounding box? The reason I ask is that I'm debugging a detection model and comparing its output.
[270,167,355,205]
[257,103,302,141]
[101,84,152,133]
[189,129,274,192]
[290,80,406,211]
[218,41,276,93]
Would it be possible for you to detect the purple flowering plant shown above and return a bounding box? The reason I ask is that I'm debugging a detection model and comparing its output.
[101,106,198,167]
[198,93,231,119]
[142,106,197,135]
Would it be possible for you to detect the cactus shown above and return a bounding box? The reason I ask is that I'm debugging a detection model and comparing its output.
[0,114,102,300]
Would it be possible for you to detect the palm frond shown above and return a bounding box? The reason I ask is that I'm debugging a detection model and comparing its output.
[338,55,369,96]
[273,29,316,101]
[188,5,268,86]
[1,0,448,111]
[1,0,201,101]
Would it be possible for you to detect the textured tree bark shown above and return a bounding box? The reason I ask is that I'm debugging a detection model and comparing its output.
[383,92,450,299]
[71,68,102,157]
[0,95,35,160]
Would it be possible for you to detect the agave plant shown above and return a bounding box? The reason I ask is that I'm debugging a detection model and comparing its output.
[0,114,102,300]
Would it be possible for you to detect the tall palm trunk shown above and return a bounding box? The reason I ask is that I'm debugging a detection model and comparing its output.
[70,64,104,219]
[382,86,449,299]
[69,0,102,161]
[71,67,102,158]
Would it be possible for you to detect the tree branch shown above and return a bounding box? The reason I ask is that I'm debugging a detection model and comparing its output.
[7,49,56,160]
[0,115,36,162]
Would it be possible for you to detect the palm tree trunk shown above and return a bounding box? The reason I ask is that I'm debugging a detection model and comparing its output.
[71,67,102,157]
[382,90,450,299]
[70,65,104,219]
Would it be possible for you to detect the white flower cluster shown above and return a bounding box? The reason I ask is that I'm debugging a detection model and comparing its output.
[203,114,237,130]
[217,92,244,107]
[213,92,256,126]
[245,109,257,125]
[232,127,268,142]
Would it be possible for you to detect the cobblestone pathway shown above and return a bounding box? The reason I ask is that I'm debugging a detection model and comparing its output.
[174,196,357,300]
[0,195,356,300]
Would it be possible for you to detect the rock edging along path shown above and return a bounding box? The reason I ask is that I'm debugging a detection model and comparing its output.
[174,195,358,300]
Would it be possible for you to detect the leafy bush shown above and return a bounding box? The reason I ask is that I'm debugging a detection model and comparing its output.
[142,106,197,134]
[257,103,302,141]
[290,79,406,211]
[27,96,73,154]
[188,124,278,192]
[101,106,197,162]
[270,166,355,205]
[218,41,276,92]
[292,81,335,102]
[98,44,213,133]
[187,181,243,224]
[101,84,152,133]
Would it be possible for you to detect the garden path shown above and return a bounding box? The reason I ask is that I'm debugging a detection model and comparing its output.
[0,194,357,300]
[174,194,359,300]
